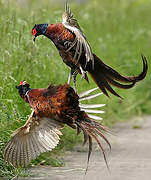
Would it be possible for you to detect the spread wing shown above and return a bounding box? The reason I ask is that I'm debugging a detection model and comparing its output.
[62,3,94,67]
[3,111,64,167]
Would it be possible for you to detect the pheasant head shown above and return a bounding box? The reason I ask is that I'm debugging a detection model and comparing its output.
[16,81,31,102]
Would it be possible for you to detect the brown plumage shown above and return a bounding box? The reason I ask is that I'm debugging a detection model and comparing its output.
[32,4,148,98]
[3,81,110,168]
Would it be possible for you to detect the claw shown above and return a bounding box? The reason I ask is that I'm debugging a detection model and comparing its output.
[67,71,72,85]
[79,65,87,80]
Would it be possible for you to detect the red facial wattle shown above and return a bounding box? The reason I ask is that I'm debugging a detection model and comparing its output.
[19,81,24,85]
[32,28,37,36]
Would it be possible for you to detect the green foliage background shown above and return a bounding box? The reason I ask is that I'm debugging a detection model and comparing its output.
[0,0,151,178]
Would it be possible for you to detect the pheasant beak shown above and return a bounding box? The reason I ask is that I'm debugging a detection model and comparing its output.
[32,35,36,42]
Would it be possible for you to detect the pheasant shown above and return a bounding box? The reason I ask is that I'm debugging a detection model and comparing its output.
[31,3,148,97]
[3,81,110,168]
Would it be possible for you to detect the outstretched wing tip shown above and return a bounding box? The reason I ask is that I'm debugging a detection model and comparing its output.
[3,114,63,168]
[62,2,94,68]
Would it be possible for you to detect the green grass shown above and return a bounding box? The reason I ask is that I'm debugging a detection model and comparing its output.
[0,0,151,178]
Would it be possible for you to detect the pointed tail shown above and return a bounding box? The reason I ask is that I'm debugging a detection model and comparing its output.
[75,113,111,169]
[87,54,148,98]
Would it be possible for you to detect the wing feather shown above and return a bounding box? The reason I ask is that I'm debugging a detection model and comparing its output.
[62,3,94,68]
[78,87,105,121]
[38,130,52,150]
[3,112,64,167]
[25,137,33,165]
[4,140,14,163]
[8,142,16,166]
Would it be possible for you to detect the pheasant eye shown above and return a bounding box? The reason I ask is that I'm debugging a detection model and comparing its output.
[32,28,37,36]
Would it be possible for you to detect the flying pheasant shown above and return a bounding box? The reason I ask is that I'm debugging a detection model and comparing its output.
[3,81,110,168]
[31,3,148,97]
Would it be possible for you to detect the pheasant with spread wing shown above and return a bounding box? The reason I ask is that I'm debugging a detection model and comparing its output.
[32,4,148,98]
[3,81,109,167]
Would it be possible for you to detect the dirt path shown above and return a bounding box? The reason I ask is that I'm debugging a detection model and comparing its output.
[19,116,151,180]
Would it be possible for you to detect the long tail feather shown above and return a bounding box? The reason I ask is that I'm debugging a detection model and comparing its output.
[75,117,111,170]
[120,54,148,82]
[106,75,136,89]
[76,121,88,146]
[92,127,111,150]
[88,54,148,97]
[88,135,93,163]
[88,130,109,169]
[101,77,122,98]
[85,135,93,175]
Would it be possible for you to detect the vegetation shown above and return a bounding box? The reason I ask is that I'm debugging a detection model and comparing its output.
[0,0,151,178]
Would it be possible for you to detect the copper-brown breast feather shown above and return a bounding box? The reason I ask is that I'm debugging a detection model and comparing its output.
[46,23,75,41]
[26,84,73,119]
